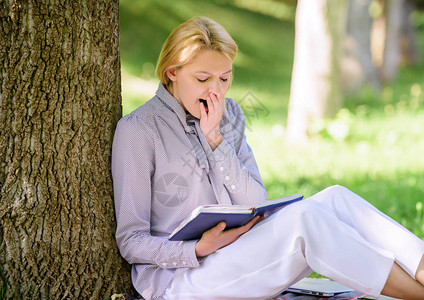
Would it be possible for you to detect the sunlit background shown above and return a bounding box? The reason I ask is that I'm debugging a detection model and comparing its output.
[119,0,424,238]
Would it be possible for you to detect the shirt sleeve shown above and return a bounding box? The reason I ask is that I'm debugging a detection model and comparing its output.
[112,115,200,269]
[210,99,268,206]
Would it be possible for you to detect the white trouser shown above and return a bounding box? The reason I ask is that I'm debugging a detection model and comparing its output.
[163,185,424,300]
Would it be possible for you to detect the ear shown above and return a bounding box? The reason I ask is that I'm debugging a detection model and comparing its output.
[166,68,177,82]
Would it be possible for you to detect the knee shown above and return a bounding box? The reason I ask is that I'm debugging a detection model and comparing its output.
[307,185,360,214]
[313,185,353,204]
[324,185,351,195]
[326,185,366,206]
[313,185,374,218]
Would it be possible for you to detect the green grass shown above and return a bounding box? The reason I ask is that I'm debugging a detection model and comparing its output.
[120,0,424,238]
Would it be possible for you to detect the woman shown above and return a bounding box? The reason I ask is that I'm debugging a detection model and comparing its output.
[112,16,424,300]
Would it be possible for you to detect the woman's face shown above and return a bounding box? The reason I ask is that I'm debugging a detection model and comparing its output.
[166,49,233,118]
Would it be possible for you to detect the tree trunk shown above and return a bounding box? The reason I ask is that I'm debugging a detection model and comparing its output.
[0,1,133,299]
[342,0,381,94]
[286,0,348,144]
[371,0,419,82]
[400,0,420,66]
[381,0,404,82]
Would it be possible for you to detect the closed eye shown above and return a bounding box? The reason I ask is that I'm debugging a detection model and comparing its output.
[220,78,228,82]
[197,78,208,83]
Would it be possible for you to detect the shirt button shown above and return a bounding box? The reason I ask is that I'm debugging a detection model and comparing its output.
[182,261,187,265]
[172,262,178,266]
[219,167,224,171]
[231,185,236,190]
[225,176,229,181]
[162,263,167,267]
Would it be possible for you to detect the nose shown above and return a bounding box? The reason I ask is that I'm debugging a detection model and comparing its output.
[208,78,222,96]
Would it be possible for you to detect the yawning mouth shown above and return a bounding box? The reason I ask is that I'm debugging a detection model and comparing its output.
[200,99,208,113]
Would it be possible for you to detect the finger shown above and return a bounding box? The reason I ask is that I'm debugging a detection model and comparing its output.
[205,96,214,114]
[212,221,226,234]
[209,92,223,111]
[225,216,260,237]
[242,216,261,231]
[206,93,217,113]
[216,92,224,107]
[251,215,265,225]
[199,101,208,119]
[210,91,222,102]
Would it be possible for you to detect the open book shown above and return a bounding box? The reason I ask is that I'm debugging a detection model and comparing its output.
[169,193,303,241]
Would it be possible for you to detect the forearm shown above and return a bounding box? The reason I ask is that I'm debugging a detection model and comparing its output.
[211,139,268,206]
[116,226,200,268]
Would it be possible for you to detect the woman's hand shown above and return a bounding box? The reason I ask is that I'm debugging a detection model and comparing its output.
[199,92,223,151]
[195,216,263,258]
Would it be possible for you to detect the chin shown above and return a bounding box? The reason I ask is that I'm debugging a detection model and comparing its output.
[187,109,201,119]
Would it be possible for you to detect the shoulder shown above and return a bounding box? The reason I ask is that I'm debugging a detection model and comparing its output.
[117,96,164,131]
[114,96,166,146]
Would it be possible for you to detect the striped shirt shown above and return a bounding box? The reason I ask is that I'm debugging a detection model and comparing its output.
[112,84,267,299]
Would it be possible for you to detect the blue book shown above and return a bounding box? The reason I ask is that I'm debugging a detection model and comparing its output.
[169,194,303,241]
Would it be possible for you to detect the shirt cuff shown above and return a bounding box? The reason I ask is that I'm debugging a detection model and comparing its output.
[158,240,201,269]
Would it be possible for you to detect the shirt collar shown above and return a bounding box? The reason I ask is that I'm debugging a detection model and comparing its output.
[155,84,194,133]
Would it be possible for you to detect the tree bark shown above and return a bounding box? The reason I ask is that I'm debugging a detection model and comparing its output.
[286,0,348,144]
[0,1,133,299]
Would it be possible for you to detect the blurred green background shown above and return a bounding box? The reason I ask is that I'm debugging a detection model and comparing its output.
[120,0,424,238]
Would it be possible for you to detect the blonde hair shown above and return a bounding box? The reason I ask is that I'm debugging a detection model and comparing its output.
[156,16,238,87]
